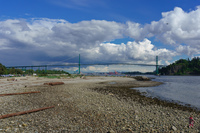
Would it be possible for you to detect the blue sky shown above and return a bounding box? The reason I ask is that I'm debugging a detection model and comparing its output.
[0,0,200,73]
[1,0,198,23]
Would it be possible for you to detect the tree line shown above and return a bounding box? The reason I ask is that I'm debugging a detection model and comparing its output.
[159,57,200,75]
[0,63,69,76]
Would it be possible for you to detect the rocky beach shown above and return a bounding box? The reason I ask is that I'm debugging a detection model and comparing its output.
[0,76,199,133]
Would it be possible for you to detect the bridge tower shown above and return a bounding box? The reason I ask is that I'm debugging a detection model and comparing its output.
[79,54,80,74]
[45,65,47,73]
[156,56,159,75]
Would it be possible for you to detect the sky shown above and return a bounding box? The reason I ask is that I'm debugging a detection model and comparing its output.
[0,0,200,73]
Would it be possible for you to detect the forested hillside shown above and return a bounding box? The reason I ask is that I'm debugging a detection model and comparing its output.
[0,63,69,75]
[159,57,200,75]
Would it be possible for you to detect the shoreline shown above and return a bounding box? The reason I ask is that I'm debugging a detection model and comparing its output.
[92,80,200,113]
[0,76,199,132]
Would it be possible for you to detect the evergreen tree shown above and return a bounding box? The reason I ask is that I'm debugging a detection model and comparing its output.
[0,63,6,75]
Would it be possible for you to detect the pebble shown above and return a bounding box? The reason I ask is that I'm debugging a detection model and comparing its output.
[171,126,177,131]
[107,129,115,133]
[0,77,199,132]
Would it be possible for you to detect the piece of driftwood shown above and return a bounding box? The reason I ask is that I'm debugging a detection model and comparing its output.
[7,78,16,81]
[44,82,64,86]
[0,91,40,97]
[0,106,54,119]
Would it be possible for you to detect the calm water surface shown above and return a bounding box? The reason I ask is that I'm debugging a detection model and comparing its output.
[134,76,200,110]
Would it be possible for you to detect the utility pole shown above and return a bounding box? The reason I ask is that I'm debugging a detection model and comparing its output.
[156,56,159,75]
[79,54,80,74]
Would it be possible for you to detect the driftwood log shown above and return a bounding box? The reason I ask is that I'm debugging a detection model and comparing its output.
[7,78,16,81]
[44,82,64,86]
[0,91,40,97]
[0,106,55,119]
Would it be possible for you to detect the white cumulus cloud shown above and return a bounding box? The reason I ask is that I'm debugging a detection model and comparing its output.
[144,6,200,49]
[1,5,200,70]
[98,39,177,63]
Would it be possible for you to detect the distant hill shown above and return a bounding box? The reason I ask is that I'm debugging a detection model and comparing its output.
[159,57,200,75]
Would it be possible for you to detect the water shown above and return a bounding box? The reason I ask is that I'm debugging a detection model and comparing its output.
[134,76,200,110]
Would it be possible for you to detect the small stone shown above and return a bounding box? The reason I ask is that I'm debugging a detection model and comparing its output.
[126,128,133,132]
[107,129,115,133]
[149,124,154,128]
[22,123,27,127]
[14,128,19,132]
[135,115,139,120]
[134,110,139,114]
[171,126,177,131]
[108,93,114,96]
[122,127,126,130]
[5,127,11,132]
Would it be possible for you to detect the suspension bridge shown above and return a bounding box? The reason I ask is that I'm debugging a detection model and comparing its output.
[6,55,165,75]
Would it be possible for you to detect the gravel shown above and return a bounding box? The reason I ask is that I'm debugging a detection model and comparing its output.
[0,76,199,133]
